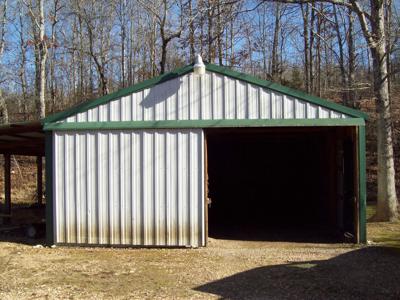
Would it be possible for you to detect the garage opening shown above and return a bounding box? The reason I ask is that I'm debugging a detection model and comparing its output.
[206,127,357,243]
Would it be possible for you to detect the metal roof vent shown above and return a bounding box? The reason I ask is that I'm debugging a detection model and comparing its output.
[193,54,205,76]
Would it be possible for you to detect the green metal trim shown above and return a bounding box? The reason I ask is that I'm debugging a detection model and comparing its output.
[42,63,367,125]
[44,118,365,131]
[42,64,194,124]
[358,125,367,243]
[205,64,368,120]
[45,131,54,245]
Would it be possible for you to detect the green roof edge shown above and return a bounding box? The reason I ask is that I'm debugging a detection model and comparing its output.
[43,63,367,124]
[43,118,365,131]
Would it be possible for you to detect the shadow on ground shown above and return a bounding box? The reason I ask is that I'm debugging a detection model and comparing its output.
[195,246,400,299]
[0,203,45,245]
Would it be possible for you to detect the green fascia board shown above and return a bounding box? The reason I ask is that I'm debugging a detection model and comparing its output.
[205,64,368,120]
[42,64,194,124]
[43,118,365,131]
[42,63,367,125]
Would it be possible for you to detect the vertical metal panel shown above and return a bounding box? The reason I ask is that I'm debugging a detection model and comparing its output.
[283,96,294,119]
[190,73,201,120]
[248,84,259,119]
[63,71,352,123]
[295,99,306,119]
[53,129,204,247]
[259,88,271,119]
[236,80,247,119]
[213,73,224,119]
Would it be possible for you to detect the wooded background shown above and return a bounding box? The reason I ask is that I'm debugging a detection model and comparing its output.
[0,0,398,119]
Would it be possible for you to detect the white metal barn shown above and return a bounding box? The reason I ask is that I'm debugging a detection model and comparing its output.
[43,61,368,247]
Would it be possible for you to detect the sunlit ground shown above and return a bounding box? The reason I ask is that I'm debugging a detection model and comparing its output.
[0,202,398,299]
[367,202,400,249]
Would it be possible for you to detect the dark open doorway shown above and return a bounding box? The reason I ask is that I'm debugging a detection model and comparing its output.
[206,127,357,243]
[0,122,46,244]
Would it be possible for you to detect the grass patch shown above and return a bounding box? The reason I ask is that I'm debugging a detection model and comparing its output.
[367,203,400,249]
[366,202,376,220]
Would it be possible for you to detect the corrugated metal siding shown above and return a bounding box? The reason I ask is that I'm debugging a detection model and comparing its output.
[63,72,349,123]
[53,129,205,247]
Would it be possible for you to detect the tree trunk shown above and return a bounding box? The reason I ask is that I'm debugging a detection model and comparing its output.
[38,0,47,119]
[333,4,348,105]
[300,3,310,92]
[315,2,322,97]
[347,8,356,106]
[121,23,126,87]
[49,0,59,113]
[188,0,195,61]
[271,3,281,82]
[309,2,315,93]
[150,15,156,76]
[0,90,8,124]
[370,0,398,221]
[207,1,214,62]
[119,0,126,88]
[384,0,392,104]
[160,38,167,74]
[216,1,223,66]
[18,6,28,119]
[0,0,9,123]
[29,0,47,119]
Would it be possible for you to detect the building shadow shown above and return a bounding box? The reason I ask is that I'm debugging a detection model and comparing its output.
[0,203,46,245]
[195,246,400,299]
[140,76,182,108]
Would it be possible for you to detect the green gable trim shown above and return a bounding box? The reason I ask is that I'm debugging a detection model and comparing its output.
[42,64,194,124]
[43,118,365,131]
[205,64,368,120]
[42,63,367,125]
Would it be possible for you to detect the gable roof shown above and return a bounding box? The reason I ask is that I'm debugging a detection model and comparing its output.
[42,63,367,125]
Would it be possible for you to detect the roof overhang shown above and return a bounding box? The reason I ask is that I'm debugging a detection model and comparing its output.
[0,121,45,156]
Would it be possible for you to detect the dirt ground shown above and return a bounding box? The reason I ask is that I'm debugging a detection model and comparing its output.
[0,221,399,300]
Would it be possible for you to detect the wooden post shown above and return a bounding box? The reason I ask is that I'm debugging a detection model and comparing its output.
[37,156,43,206]
[4,154,11,215]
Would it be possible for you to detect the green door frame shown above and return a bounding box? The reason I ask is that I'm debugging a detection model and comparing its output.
[358,125,367,243]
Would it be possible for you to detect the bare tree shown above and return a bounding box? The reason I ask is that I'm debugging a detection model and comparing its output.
[347,7,356,105]
[48,0,61,112]
[138,0,183,74]
[117,0,127,88]
[300,3,311,92]
[71,0,115,96]
[332,4,348,104]
[0,0,8,123]
[24,0,47,119]
[271,3,282,81]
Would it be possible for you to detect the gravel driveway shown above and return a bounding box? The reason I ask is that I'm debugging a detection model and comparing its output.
[0,237,399,299]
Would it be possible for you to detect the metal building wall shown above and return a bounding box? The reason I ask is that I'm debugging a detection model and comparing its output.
[53,129,205,247]
[62,72,349,123]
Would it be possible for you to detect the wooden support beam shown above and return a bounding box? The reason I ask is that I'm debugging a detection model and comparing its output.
[37,156,43,206]
[4,154,11,215]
